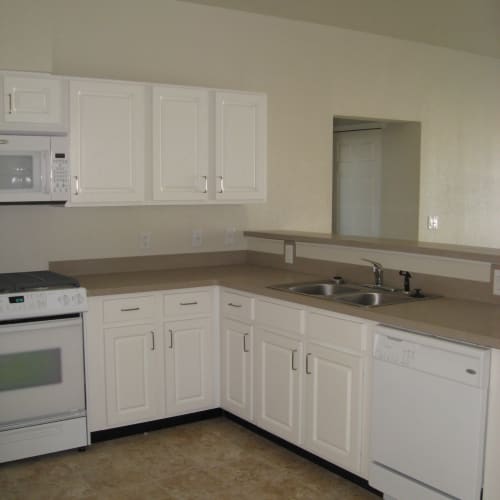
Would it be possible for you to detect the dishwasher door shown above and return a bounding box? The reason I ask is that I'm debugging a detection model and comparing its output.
[369,326,490,500]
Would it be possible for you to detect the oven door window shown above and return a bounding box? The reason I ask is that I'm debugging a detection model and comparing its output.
[0,348,62,392]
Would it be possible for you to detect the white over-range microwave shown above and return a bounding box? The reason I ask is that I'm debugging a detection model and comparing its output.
[0,135,70,204]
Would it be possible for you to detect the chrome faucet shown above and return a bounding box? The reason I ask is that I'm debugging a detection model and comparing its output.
[361,258,384,287]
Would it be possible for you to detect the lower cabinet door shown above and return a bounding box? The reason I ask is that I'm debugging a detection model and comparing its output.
[164,318,213,417]
[303,342,363,473]
[221,318,253,421]
[104,323,161,426]
[254,326,302,444]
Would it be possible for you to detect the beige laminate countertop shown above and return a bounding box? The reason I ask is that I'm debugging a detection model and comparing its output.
[77,264,500,349]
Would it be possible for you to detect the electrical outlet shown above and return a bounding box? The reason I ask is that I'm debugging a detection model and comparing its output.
[192,229,202,248]
[493,270,500,296]
[224,227,236,246]
[427,215,439,230]
[139,232,152,250]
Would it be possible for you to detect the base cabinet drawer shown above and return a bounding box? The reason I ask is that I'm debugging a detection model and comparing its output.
[103,295,156,324]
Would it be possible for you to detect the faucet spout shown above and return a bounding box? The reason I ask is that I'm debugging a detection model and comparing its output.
[361,258,384,287]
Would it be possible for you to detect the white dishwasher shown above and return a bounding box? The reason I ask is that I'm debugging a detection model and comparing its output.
[369,325,490,500]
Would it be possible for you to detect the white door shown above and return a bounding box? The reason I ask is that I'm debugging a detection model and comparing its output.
[304,342,363,473]
[104,323,160,426]
[3,75,63,124]
[153,86,209,201]
[215,92,267,201]
[69,80,145,203]
[221,318,253,421]
[334,129,382,237]
[164,318,213,417]
[254,326,302,444]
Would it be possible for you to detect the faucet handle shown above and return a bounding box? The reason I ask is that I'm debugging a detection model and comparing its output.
[361,258,383,269]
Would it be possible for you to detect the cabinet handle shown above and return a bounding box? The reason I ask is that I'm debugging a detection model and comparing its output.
[74,176,80,195]
[291,349,298,371]
[120,307,140,312]
[243,333,249,353]
[180,301,198,306]
[151,331,155,351]
[217,175,224,194]
[305,353,312,375]
[169,329,174,349]
[228,302,242,308]
[8,93,13,114]
[202,175,208,194]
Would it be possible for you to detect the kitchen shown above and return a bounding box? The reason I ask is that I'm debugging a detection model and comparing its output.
[1,0,500,499]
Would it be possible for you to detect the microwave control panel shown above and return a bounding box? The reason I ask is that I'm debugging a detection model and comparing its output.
[50,136,70,200]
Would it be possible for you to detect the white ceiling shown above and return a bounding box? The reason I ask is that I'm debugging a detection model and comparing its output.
[179,0,500,59]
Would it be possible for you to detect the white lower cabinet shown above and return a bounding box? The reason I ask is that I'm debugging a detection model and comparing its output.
[254,326,303,444]
[85,288,215,432]
[164,317,213,417]
[221,318,253,421]
[104,323,162,426]
[86,286,369,479]
[303,342,363,473]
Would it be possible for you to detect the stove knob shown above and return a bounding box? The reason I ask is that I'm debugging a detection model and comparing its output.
[63,295,70,306]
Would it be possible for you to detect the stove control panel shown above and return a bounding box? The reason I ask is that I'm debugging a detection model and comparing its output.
[0,288,88,321]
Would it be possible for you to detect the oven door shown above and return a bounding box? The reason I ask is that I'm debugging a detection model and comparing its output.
[0,317,85,430]
[0,135,51,202]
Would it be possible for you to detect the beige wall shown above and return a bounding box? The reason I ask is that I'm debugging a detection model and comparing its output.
[0,0,499,271]
[380,123,420,240]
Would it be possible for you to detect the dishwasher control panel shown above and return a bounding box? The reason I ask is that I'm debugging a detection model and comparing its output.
[373,325,490,388]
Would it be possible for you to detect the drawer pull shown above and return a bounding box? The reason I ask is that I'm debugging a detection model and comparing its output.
[180,301,198,306]
[120,307,140,312]
[291,349,297,371]
[305,353,312,375]
[151,331,155,351]
[228,303,242,308]
[169,329,174,349]
[243,333,249,353]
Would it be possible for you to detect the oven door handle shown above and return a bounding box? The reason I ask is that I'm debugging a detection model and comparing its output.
[0,317,82,333]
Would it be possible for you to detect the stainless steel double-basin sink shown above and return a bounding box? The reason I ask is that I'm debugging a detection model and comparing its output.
[269,280,426,308]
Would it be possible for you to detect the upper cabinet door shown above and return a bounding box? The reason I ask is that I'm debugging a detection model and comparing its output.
[69,80,145,204]
[153,86,209,201]
[1,74,65,131]
[215,92,267,201]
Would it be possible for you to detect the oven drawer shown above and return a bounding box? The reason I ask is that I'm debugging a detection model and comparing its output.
[103,295,155,324]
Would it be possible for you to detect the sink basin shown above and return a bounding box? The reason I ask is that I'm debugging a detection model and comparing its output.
[335,291,413,307]
[268,280,434,308]
[286,283,360,296]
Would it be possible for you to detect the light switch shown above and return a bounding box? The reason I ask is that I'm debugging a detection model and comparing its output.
[427,215,439,230]
[284,241,295,264]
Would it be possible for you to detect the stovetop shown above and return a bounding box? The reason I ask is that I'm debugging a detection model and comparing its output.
[0,271,80,293]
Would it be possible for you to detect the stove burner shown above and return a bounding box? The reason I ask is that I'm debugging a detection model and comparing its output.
[0,271,79,294]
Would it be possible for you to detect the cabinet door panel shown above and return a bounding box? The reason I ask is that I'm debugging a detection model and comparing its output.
[3,76,63,124]
[254,327,301,444]
[215,92,266,201]
[165,318,213,417]
[104,323,159,426]
[153,86,209,201]
[70,80,145,203]
[221,319,252,420]
[304,343,362,473]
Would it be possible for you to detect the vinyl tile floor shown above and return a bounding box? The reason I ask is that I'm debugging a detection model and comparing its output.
[0,417,380,500]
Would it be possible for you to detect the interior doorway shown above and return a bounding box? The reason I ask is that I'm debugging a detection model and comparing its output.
[332,117,421,240]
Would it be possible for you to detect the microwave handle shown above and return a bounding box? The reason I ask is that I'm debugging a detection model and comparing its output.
[41,151,51,194]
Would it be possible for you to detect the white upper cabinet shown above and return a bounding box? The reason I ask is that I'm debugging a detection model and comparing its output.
[215,91,267,201]
[69,79,145,204]
[153,86,209,201]
[0,73,66,133]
